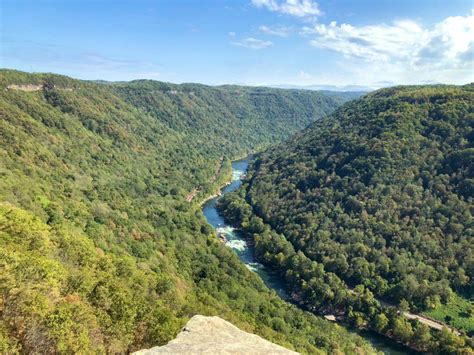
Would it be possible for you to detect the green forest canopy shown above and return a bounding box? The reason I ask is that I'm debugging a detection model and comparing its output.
[0,69,371,353]
[221,84,474,339]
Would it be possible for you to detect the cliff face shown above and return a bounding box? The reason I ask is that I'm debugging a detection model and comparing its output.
[133,315,299,354]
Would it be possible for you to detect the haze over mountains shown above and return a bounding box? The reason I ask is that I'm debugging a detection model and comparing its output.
[271,84,374,92]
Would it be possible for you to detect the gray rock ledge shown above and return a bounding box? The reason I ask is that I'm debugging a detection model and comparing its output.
[133,315,299,354]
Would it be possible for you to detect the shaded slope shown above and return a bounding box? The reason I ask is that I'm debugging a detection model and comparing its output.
[246,85,473,303]
[219,85,473,352]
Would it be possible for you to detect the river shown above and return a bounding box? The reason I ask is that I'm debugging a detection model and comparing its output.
[202,157,415,354]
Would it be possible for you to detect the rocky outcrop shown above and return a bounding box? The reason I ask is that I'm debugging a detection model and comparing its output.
[6,84,74,92]
[6,84,43,92]
[133,315,298,354]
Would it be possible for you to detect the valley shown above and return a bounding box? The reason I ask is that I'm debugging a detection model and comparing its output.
[0,70,471,354]
[0,69,372,354]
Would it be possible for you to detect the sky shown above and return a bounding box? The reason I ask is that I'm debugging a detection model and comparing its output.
[1,0,473,89]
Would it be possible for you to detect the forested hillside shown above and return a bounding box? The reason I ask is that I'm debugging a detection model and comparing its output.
[0,69,373,353]
[219,85,474,352]
[113,80,340,159]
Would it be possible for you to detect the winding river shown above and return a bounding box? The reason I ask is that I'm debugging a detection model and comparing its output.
[202,158,415,355]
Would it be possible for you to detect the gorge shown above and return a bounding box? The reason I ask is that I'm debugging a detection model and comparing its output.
[0,69,372,354]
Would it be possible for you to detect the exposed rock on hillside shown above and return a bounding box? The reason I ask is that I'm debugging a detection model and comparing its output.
[6,84,43,91]
[134,315,298,354]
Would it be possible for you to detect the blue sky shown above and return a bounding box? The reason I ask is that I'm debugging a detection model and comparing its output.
[1,0,472,88]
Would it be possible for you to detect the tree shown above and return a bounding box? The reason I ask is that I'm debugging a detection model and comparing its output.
[392,317,413,344]
[373,313,389,333]
[399,298,410,313]
[412,322,432,351]
[435,327,466,354]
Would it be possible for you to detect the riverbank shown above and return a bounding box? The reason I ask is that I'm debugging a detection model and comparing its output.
[196,154,252,206]
[198,180,231,207]
[186,157,232,204]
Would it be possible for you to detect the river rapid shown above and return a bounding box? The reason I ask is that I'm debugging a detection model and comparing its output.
[202,157,415,355]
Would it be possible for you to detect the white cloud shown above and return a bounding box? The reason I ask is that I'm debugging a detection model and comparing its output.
[305,15,473,64]
[228,31,236,37]
[231,37,273,50]
[303,20,425,61]
[301,14,474,85]
[416,15,473,64]
[259,25,292,37]
[252,0,320,18]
